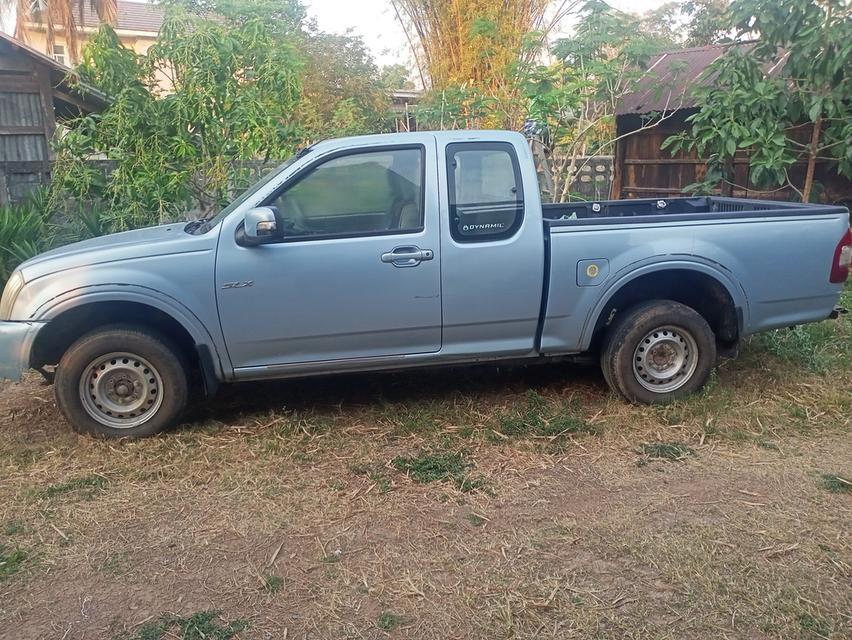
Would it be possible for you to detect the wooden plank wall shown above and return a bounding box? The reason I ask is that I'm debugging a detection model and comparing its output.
[0,44,55,204]
[613,111,852,206]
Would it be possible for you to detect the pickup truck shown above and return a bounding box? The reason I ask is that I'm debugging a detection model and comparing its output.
[1,131,850,437]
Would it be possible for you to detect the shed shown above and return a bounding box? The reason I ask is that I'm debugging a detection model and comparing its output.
[0,31,108,204]
[611,42,851,206]
[390,90,422,133]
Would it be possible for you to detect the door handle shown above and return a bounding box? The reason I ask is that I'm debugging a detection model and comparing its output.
[381,246,434,267]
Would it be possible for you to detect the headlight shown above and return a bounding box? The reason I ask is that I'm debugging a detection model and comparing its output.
[0,270,25,321]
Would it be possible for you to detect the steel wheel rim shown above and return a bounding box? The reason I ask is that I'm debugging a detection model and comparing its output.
[632,325,699,393]
[79,352,164,429]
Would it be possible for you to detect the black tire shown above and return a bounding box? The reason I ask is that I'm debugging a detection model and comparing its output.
[600,300,716,404]
[55,325,189,438]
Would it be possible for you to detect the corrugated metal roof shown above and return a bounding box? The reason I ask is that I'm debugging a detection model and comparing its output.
[617,42,755,116]
[76,0,165,34]
[0,31,110,112]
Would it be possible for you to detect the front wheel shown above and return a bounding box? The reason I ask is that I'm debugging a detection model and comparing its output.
[600,300,716,404]
[55,326,188,438]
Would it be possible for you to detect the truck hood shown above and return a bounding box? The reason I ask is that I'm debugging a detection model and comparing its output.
[19,223,219,282]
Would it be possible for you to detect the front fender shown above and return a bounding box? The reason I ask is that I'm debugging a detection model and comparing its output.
[30,284,232,380]
[578,257,749,351]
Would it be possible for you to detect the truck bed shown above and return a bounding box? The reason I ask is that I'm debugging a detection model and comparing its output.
[543,196,847,226]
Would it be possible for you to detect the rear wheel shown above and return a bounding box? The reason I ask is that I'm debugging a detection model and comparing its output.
[55,326,188,438]
[600,300,716,404]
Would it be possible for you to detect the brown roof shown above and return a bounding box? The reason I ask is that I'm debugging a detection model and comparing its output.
[617,42,763,116]
[76,0,165,34]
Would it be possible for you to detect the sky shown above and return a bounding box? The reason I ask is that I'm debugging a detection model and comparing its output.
[304,0,674,71]
[2,0,674,67]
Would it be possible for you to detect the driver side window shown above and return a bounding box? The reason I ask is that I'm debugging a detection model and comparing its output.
[266,147,424,239]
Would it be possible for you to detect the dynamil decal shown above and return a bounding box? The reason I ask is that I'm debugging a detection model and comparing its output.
[462,223,506,232]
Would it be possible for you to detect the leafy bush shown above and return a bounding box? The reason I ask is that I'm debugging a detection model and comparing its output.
[0,189,54,286]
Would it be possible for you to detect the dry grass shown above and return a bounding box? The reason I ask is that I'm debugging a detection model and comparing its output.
[0,287,850,639]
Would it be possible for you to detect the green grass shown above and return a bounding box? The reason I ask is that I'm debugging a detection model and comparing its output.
[118,610,248,640]
[492,391,595,441]
[262,574,284,593]
[750,282,852,374]
[392,449,485,492]
[3,521,24,536]
[797,611,832,637]
[376,611,403,631]
[39,474,108,500]
[639,441,696,462]
[465,513,486,527]
[349,462,392,493]
[820,473,851,493]
[0,544,28,581]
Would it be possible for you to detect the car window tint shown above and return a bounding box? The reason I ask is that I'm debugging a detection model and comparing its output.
[448,143,523,242]
[270,148,423,238]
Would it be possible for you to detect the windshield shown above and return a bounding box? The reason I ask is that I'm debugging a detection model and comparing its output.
[186,156,298,234]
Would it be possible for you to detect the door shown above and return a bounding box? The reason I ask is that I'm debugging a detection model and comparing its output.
[216,143,442,370]
[437,139,545,357]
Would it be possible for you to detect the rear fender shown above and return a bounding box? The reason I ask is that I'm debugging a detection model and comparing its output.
[579,258,749,351]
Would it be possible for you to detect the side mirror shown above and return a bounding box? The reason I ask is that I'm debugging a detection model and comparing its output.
[239,207,278,246]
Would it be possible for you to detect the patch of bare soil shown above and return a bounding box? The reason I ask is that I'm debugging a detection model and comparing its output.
[0,364,850,639]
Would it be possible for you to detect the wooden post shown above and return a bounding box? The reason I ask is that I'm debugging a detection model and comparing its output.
[802,118,822,203]
[36,65,57,161]
[610,137,623,200]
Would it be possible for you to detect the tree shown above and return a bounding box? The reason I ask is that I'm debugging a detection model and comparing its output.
[391,0,573,92]
[169,0,394,140]
[53,9,302,230]
[296,27,393,140]
[12,0,116,59]
[639,0,732,48]
[662,0,851,202]
[524,0,687,201]
[380,64,415,91]
[681,0,731,46]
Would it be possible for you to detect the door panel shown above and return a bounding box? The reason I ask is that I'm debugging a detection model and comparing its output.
[438,139,546,357]
[216,141,441,369]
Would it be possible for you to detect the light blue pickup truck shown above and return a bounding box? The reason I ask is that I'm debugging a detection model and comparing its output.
[1,131,850,437]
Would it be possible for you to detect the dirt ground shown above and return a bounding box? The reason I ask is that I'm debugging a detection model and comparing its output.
[1,323,850,639]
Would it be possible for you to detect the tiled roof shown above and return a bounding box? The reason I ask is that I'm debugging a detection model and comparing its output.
[77,0,165,34]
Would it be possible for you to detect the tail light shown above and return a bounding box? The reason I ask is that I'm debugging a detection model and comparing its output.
[830,228,852,283]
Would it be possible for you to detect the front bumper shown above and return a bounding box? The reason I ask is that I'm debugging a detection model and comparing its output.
[0,321,44,382]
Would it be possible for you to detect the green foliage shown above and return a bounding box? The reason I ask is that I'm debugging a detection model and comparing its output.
[376,611,403,631]
[416,1,678,202]
[118,610,247,640]
[0,545,28,581]
[296,28,394,140]
[639,442,696,461]
[262,574,284,593]
[54,10,302,230]
[380,64,415,91]
[820,474,851,493]
[663,0,852,200]
[0,189,54,286]
[797,611,832,637]
[48,0,398,233]
[414,84,497,130]
[640,0,732,48]
[392,449,484,491]
[493,390,594,440]
[39,474,108,499]
[750,282,851,373]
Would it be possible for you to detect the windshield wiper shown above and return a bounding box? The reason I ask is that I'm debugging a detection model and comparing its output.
[185,216,213,234]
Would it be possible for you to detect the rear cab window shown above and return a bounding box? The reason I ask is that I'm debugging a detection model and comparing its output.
[447,142,524,242]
